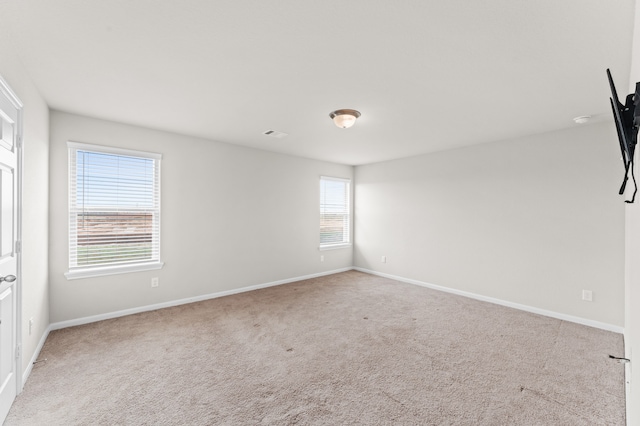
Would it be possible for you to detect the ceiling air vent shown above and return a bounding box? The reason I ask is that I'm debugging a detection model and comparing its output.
[263,130,288,138]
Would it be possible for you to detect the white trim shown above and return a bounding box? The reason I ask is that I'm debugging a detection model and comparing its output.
[15,91,23,396]
[354,267,624,334]
[51,267,352,330]
[67,142,162,274]
[65,261,164,280]
[319,175,351,248]
[0,74,24,399]
[22,324,51,388]
[44,266,623,360]
[0,76,24,109]
[319,243,352,251]
[67,141,162,160]
[319,175,351,183]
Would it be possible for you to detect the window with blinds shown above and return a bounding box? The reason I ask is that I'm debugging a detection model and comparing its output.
[67,142,162,278]
[320,176,351,248]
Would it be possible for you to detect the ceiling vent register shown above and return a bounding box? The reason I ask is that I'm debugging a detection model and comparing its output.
[263,130,288,138]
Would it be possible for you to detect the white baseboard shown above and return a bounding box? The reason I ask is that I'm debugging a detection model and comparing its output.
[50,267,353,331]
[354,267,624,334]
[22,324,52,390]
[49,265,624,333]
[27,266,623,393]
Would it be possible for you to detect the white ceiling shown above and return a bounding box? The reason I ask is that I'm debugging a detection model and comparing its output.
[0,0,636,165]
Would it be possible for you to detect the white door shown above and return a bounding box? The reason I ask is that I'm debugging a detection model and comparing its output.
[0,80,20,423]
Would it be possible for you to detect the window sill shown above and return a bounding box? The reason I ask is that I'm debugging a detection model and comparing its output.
[319,243,352,251]
[65,261,164,280]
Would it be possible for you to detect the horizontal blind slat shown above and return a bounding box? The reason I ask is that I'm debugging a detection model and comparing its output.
[319,177,350,247]
[69,145,161,271]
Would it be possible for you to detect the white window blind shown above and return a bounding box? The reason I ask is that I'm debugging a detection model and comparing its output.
[68,142,162,274]
[320,176,351,248]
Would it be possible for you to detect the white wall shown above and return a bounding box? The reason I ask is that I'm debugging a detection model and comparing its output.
[0,33,50,374]
[355,122,624,327]
[625,1,640,424]
[48,111,353,323]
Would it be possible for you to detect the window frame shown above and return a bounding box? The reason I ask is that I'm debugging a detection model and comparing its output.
[319,175,352,251]
[65,141,163,280]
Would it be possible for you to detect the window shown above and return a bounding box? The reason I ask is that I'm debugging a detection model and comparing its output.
[320,176,351,249]
[66,142,163,279]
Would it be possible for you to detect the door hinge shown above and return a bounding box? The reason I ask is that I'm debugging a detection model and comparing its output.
[17,135,22,149]
[15,344,21,359]
[15,240,21,254]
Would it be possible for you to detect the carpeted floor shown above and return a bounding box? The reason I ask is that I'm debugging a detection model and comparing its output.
[5,271,626,425]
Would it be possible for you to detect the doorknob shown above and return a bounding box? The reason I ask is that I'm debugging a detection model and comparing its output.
[0,275,16,282]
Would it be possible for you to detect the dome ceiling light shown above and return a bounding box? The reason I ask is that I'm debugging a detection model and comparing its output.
[329,109,361,129]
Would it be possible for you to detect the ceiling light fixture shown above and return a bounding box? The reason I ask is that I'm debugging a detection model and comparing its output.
[329,109,361,129]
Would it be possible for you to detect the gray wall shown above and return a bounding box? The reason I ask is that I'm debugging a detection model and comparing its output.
[49,111,353,323]
[625,1,640,423]
[0,33,50,373]
[354,122,625,327]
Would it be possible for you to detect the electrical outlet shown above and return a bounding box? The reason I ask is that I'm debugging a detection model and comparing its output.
[151,277,159,288]
[29,317,34,335]
[320,255,324,262]
[582,290,593,302]
[381,256,387,263]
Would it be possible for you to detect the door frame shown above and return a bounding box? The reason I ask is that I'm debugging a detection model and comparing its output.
[0,74,23,396]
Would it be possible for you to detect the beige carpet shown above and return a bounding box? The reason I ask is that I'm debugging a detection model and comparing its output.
[6,271,625,425]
